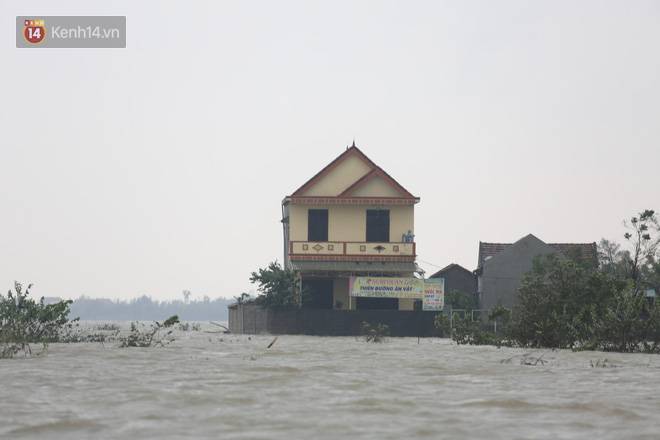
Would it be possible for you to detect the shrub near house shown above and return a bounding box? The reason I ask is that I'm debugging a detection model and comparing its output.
[446,210,660,353]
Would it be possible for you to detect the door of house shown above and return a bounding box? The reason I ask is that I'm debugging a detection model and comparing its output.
[302,278,334,309]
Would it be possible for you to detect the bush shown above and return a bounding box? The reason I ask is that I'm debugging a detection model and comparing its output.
[450,315,510,347]
[178,322,201,332]
[361,321,389,343]
[508,254,660,352]
[433,313,451,337]
[119,315,180,348]
[0,282,77,358]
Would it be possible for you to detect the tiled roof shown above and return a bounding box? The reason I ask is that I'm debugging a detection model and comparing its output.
[429,263,474,278]
[477,243,510,267]
[478,237,598,267]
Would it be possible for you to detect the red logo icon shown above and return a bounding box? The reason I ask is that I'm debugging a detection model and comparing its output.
[24,19,46,44]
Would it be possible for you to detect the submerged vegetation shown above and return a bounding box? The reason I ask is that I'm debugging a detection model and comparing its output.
[0,282,191,357]
[441,209,660,353]
[119,316,180,348]
[362,321,390,343]
[0,282,77,358]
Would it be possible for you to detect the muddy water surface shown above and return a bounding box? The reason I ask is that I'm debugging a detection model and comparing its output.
[2,330,660,439]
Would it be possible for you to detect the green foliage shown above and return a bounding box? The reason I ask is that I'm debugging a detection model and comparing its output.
[249,261,305,308]
[488,305,511,323]
[361,321,389,343]
[1,282,77,358]
[596,289,660,353]
[444,289,478,310]
[511,251,660,353]
[433,313,451,337]
[434,209,660,353]
[119,315,180,348]
[511,254,625,349]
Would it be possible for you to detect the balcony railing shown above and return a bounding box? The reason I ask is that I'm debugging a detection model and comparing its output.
[289,241,415,258]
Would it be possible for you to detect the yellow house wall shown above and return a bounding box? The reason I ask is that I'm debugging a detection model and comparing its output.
[349,176,403,197]
[301,155,372,196]
[289,204,414,242]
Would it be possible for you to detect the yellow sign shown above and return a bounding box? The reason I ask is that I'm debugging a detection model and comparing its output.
[349,277,424,299]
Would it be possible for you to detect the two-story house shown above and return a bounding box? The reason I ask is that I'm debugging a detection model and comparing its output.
[281,144,420,311]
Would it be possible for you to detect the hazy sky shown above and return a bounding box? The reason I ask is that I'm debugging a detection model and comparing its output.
[2,1,659,301]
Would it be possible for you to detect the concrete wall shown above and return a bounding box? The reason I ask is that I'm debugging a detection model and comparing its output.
[228,304,440,336]
[228,304,268,334]
[289,204,414,242]
[479,235,558,310]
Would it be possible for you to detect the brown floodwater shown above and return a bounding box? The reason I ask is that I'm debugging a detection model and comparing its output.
[2,326,660,439]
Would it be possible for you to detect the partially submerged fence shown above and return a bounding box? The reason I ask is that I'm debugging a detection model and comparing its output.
[228,304,439,337]
[447,307,512,334]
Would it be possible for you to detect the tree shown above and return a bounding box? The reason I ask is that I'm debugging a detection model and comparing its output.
[623,209,659,293]
[597,238,627,278]
[182,290,191,304]
[249,261,303,308]
[511,254,625,349]
[444,289,478,311]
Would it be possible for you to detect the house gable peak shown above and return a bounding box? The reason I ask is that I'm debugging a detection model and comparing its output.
[288,144,418,202]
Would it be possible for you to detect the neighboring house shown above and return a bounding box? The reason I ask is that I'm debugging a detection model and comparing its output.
[476,234,597,310]
[281,143,420,310]
[429,263,477,301]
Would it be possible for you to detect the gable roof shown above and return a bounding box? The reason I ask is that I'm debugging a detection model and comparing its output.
[337,167,414,198]
[429,263,475,279]
[478,234,598,267]
[289,145,418,201]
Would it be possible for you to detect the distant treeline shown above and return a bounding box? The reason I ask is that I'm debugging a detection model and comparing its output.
[69,295,232,321]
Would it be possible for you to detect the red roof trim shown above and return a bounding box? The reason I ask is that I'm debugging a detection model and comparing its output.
[288,196,419,206]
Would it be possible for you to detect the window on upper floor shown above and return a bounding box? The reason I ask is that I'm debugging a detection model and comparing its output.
[366,209,390,242]
[307,209,328,241]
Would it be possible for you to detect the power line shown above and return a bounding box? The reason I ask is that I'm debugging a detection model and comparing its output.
[417,258,445,269]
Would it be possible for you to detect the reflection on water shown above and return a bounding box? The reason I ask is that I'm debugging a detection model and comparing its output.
[2,327,660,439]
